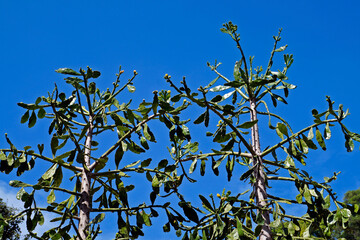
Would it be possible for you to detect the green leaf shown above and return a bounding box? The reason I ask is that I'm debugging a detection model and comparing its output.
[16,188,26,200]
[193,112,206,125]
[51,135,59,156]
[28,111,37,128]
[276,122,288,138]
[236,217,244,237]
[141,158,152,168]
[209,85,231,92]
[52,166,63,187]
[55,68,81,76]
[37,108,46,119]
[199,195,213,212]
[143,124,156,142]
[163,222,170,232]
[152,175,160,188]
[92,213,106,224]
[115,146,124,169]
[53,150,73,162]
[200,159,205,176]
[303,187,312,204]
[211,156,219,176]
[179,202,199,223]
[47,189,56,203]
[270,218,281,228]
[127,85,136,93]
[141,211,151,226]
[308,127,314,139]
[21,110,30,124]
[296,194,303,204]
[128,141,145,154]
[9,180,32,188]
[315,127,326,150]
[238,120,258,129]
[140,136,149,150]
[324,123,331,140]
[340,208,351,219]
[42,164,58,180]
[274,45,288,52]
[189,159,197,174]
[240,166,255,181]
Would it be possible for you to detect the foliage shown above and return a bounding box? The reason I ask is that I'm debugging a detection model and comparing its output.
[0,198,22,240]
[0,21,359,240]
[332,188,360,239]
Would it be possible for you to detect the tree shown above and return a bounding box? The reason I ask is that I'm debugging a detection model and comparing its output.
[0,198,22,240]
[162,22,359,239]
[0,22,358,240]
[332,189,360,239]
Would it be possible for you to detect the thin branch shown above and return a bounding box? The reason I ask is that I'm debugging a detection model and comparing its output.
[179,151,252,162]
[0,149,82,172]
[91,204,166,212]
[90,113,160,171]
[261,119,338,157]
[11,207,80,221]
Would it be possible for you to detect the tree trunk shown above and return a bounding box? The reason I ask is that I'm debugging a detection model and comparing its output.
[249,98,272,240]
[78,117,93,240]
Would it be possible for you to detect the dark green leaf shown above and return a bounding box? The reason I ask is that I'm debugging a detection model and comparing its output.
[200,159,205,176]
[28,111,37,128]
[211,157,219,176]
[240,166,255,181]
[50,135,59,155]
[37,108,46,119]
[238,120,258,129]
[21,110,30,124]
[211,95,223,103]
[141,158,152,168]
[199,195,213,212]
[157,159,168,169]
[194,112,206,125]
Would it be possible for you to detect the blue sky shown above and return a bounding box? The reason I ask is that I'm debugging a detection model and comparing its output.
[0,0,360,239]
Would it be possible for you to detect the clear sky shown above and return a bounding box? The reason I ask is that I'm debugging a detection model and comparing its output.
[0,0,359,239]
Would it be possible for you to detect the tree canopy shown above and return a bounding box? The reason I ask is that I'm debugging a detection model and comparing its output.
[0,198,22,240]
[332,188,360,239]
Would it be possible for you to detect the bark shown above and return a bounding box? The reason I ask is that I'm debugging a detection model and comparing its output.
[249,98,272,240]
[78,117,93,240]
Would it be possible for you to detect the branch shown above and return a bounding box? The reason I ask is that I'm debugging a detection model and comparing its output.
[261,119,338,157]
[0,149,82,172]
[91,204,165,212]
[11,207,80,221]
[179,151,252,162]
[89,113,160,171]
